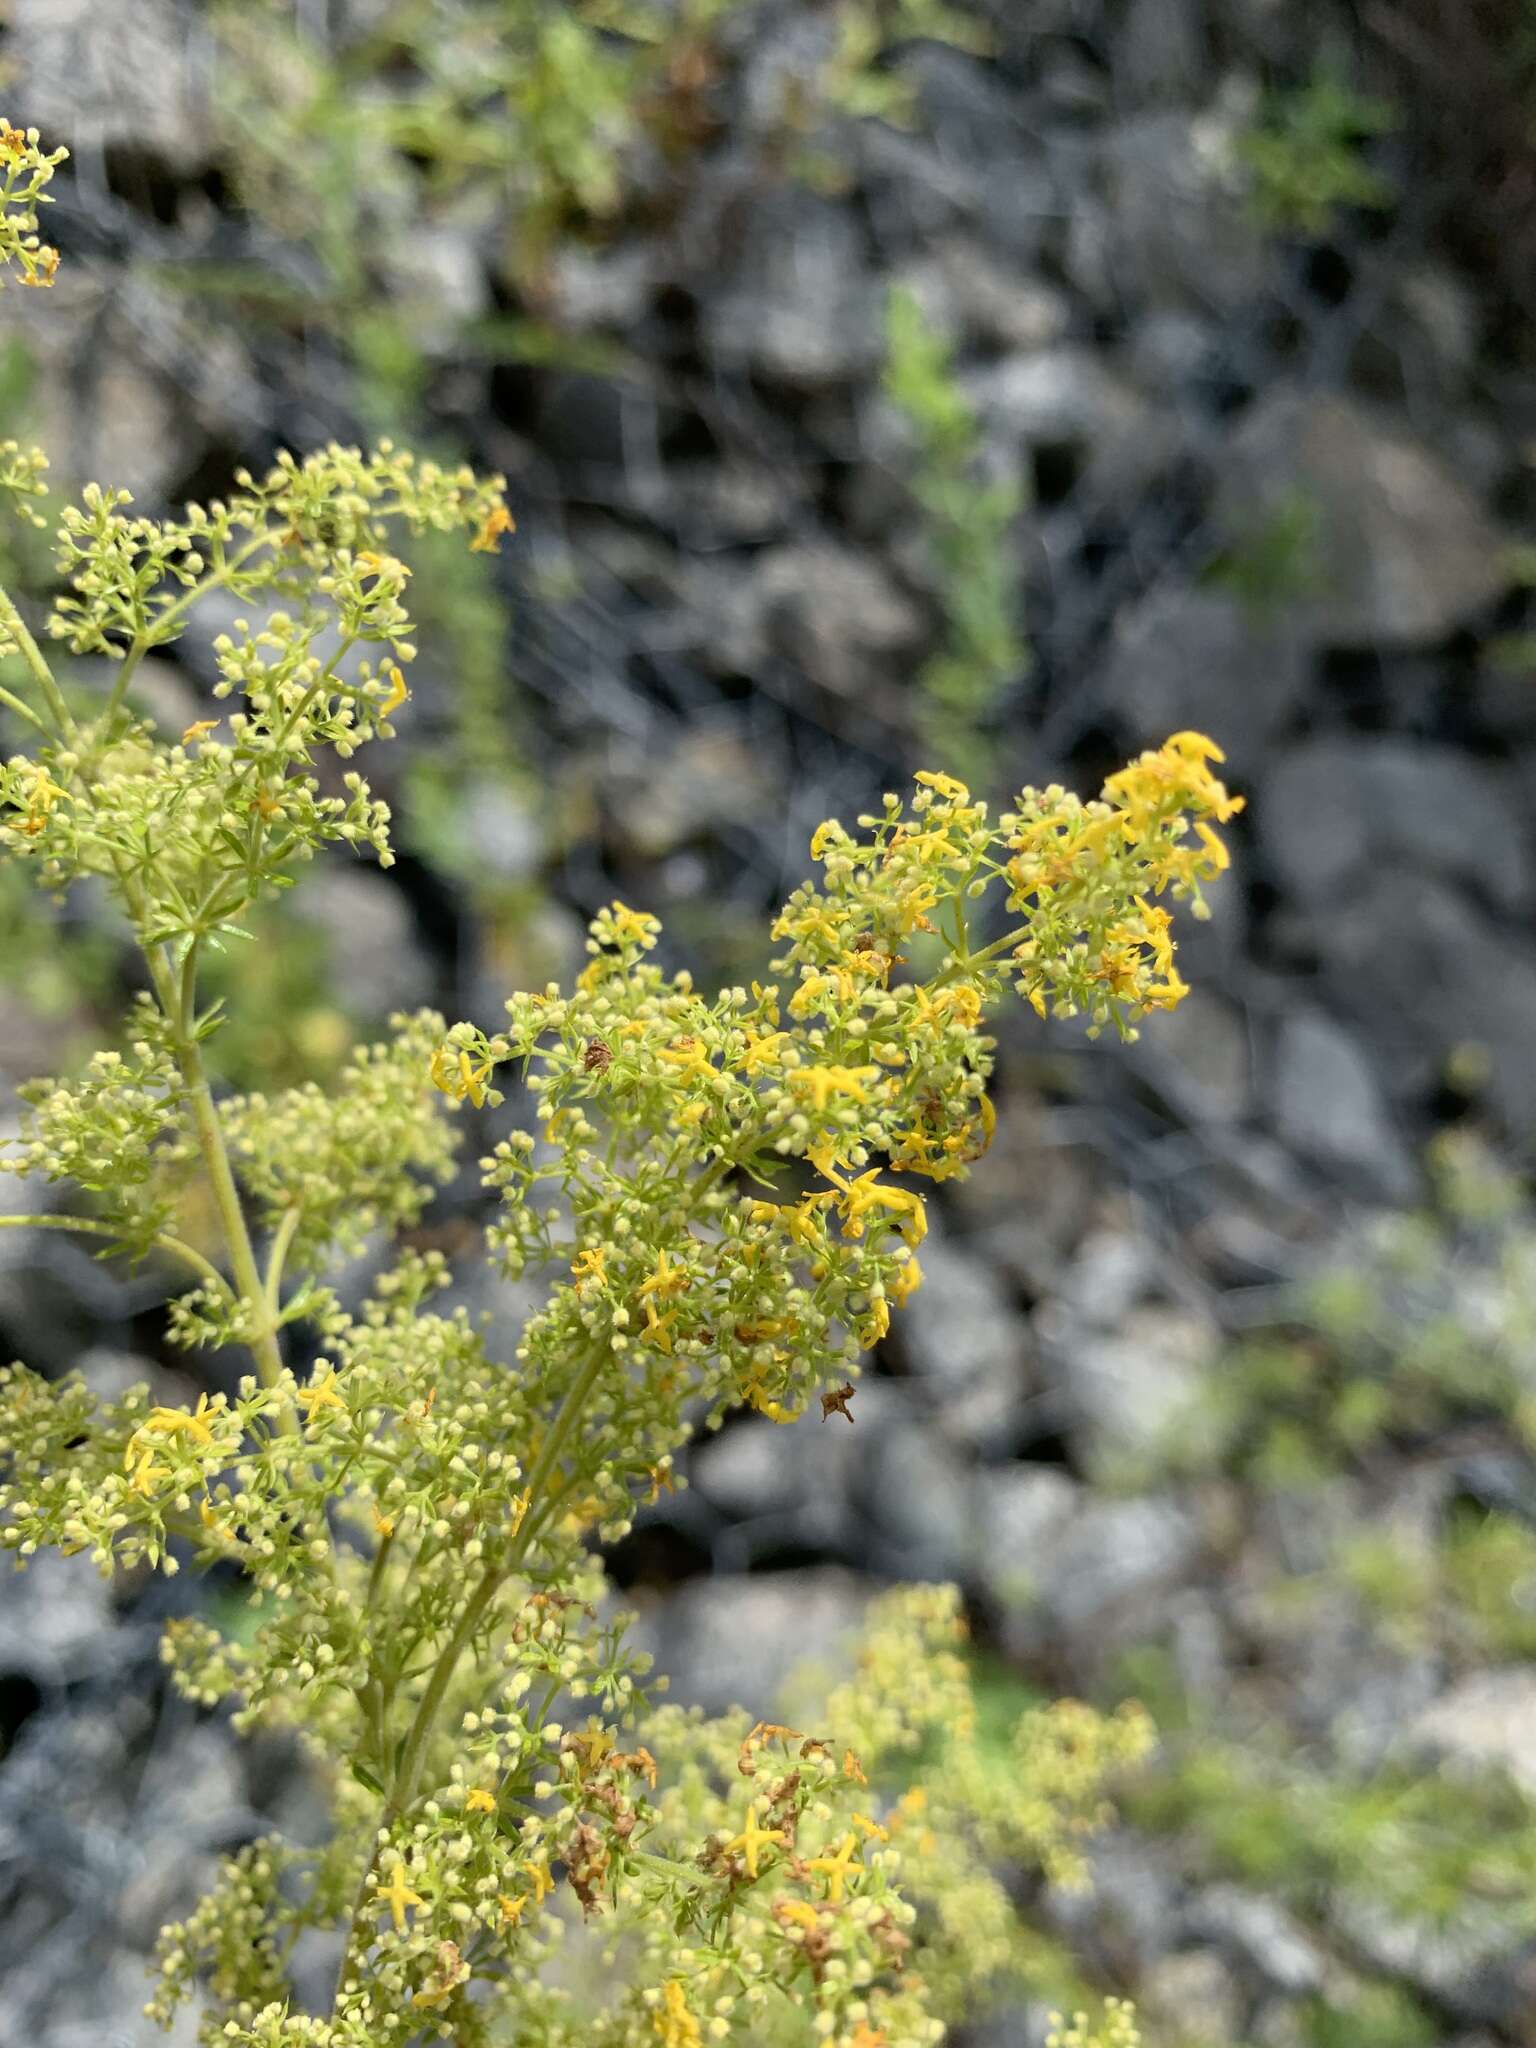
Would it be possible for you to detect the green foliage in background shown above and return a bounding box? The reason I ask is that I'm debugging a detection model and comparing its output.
[1238,61,1397,239]
[1105,1131,1536,2045]
[1204,490,1324,622]
[882,285,1027,787]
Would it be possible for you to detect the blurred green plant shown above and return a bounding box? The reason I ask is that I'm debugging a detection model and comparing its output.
[1238,61,1398,239]
[1204,489,1324,622]
[1161,1133,1536,1487]
[210,0,990,362]
[882,284,1027,786]
[1245,61,1400,239]
[1107,1131,1536,2041]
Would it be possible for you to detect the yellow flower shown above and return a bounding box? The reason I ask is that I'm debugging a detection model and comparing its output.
[851,1810,890,1842]
[657,1036,715,1085]
[654,1979,702,2048]
[181,718,220,745]
[724,1800,787,1879]
[497,1892,527,1926]
[743,1373,804,1425]
[1166,729,1224,763]
[810,1150,928,1245]
[135,1391,218,1449]
[296,1368,347,1423]
[859,1296,891,1347]
[373,1862,425,1934]
[791,1063,881,1113]
[571,1245,608,1290]
[637,1247,689,1301]
[776,1899,822,1933]
[806,1830,861,1903]
[198,1497,233,1542]
[126,1447,167,1497]
[523,1856,554,1905]
[604,900,659,948]
[914,769,971,801]
[465,1787,497,1814]
[567,1725,615,1769]
[737,1029,789,1074]
[354,549,411,582]
[380,663,410,718]
[429,1044,493,1107]
[469,503,516,554]
[889,1256,922,1307]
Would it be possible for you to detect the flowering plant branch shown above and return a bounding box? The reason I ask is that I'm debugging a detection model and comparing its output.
[0,130,1236,2048]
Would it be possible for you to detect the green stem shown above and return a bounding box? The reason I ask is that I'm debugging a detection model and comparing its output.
[929,920,1031,989]
[629,1849,710,1889]
[0,584,74,741]
[384,1339,612,1819]
[145,940,290,1409]
[0,1212,232,1296]
[0,680,47,735]
[263,1204,303,1318]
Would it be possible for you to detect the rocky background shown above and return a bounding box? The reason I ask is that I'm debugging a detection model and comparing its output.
[5,2,1536,2044]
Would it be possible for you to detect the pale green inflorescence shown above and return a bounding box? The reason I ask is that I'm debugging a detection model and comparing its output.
[0,129,1240,2048]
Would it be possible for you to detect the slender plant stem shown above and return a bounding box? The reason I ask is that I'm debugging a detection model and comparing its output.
[263,1204,303,1318]
[929,920,1030,989]
[0,1212,232,1296]
[0,680,47,735]
[142,938,290,1408]
[0,585,74,742]
[100,531,279,734]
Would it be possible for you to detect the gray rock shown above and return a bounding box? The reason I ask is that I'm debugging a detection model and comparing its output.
[636,1568,872,1719]
[1214,389,1513,646]
[973,1463,1081,1611]
[934,240,1073,352]
[690,1416,804,1522]
[0,1552,113,1687]
[1258,739,1531,914]
[1190,1885,1326,1996]
[1269,1009,1417,1200]
[1044,1830,1182,1973]
[547,242,657,332]
[1048,1304,1220,1475]
[1330,1892,1529,2025]
[1126,309,1223,394]
[14,0,210,172]
[1096,584,1308,777]
[1080,100,1267,316]
[1138,987,1253,1125]
[1138,1948,1245,2046]
[460,781,544,883]
[1315,873,1536,1142]
[858,1421,973,1576]
[697,541,924,703]
[895,1239,1032,1450]
[606,727,778,860]
[302,864,433,1021]
[379,224,489,356]
[1110,0,1209,109]
[1408,1668,1536,1794]
[1054,1229,1159,1329]
[1017,1495,1202,1646]
[703,190,881,388]
[964,347,1147,468]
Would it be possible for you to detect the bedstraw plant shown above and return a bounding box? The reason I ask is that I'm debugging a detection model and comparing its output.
[0,129,1239,2048]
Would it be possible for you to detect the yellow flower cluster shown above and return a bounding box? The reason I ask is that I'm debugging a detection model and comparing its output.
[1003,732,1242,1034]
